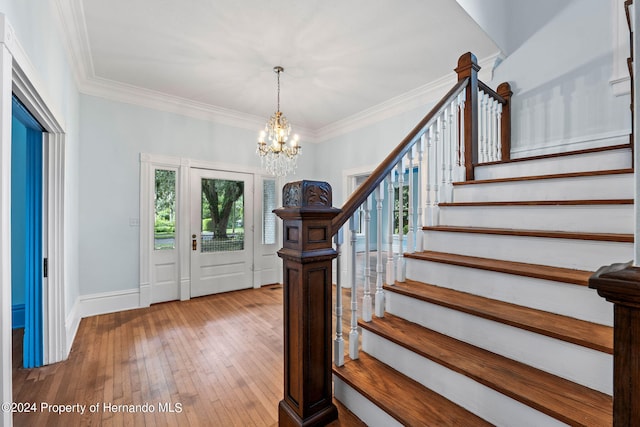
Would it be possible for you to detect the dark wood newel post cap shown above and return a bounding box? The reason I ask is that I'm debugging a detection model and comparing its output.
[497,82,513,99]
[589,261,640,307]
[281,180,334,209]
[455,52,480,79]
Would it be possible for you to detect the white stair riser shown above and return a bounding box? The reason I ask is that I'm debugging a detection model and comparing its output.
[453,174,633,202]
[406,258,613,326]
[422,231,633,271]
[362,331,566,427]
[438,204,633,233]
[474,148,632,180]
[385,292,612,394]
[333,377,402,427]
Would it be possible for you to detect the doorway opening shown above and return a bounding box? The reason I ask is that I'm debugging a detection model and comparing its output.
[11,95,44,368]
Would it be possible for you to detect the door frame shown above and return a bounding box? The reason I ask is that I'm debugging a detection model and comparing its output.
[140,153,280,306]
[1,14,67,425]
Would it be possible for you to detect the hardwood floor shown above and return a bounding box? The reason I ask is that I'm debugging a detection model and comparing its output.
[12,285,365,427]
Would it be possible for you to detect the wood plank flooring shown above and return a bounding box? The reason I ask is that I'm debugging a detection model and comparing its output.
[12,285,364,427]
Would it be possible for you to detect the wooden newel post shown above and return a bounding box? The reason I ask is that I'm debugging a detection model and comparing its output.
[274,180,340,427]
[497,82,512,161]
[455,52,480,181]
[589,261,640,426]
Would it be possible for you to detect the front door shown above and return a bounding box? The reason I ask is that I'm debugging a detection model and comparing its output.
[190,169,254,297]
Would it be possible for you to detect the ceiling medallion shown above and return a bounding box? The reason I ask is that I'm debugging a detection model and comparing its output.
[256,66,301,177]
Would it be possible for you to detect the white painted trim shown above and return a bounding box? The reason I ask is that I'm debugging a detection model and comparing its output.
[178,158,191,300]
[79,288,141,318]
[0,32,13,427]
[510,129,631,158]
[64,298,80,355]
[140,153,279,304]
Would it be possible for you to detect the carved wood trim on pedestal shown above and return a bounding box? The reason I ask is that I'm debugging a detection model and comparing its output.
[589,261,640,427]
[275,180,340,427]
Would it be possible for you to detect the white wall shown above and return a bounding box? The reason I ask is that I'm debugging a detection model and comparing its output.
[78,94,318,296]
[492,0,631,157]
[312,0,630,201]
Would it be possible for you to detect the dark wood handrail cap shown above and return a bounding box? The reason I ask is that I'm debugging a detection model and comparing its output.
[589,261,640,306]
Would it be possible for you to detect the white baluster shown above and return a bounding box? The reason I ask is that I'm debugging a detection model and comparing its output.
[416,134,425,252]
[407,146,415,253]
[440,108,448,202]
[375,183,385,317]
[349,214,359,360]
[334,229,344,367]
[497,102,503,161]
[480,91,487,163]
[362,197,372,322]
[434,117,440,207]
[386,173,395,286]
[425,127,433,227]
[396,159,406,282]
[485,92,492,161]
[458,95,466,181]
[491,98,499,161]
[448,100,456,200]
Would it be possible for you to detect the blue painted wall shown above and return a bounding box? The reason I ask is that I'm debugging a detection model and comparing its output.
[11,116,27,317]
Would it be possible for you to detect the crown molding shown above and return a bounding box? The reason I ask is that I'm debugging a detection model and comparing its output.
[52,0,94,85]
[53,1,502,144]
[313,52,503,143]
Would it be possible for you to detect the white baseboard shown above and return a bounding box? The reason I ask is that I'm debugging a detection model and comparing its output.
[79,288,141,319]
[65,298,80,357]
[139,282,151,307]
[511,130,630,158]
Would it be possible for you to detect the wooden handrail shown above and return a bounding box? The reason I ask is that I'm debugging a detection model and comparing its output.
[478,81,507,104]
[330,77,470,235]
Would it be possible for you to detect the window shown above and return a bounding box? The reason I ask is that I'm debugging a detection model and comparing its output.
[154,169,176,250]
[263,179,277,244]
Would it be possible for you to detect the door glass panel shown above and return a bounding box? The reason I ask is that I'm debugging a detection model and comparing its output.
[154,169,176,250]
[262,179,277,245]
[201,178,244,252]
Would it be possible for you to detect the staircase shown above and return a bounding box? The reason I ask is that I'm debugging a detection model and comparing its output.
[333,145,633,426]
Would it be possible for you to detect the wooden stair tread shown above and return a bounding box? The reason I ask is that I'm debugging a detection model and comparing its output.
[333,353,493,427]
[405,251,593,286]
[439,199,634,207]
[386,279,612,353]
[453,168,633,186]
[422,225,634,243]
[478,143,631,166]
[360,314,612,426]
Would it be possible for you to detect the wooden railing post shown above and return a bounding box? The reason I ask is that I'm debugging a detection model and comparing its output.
[274,180,340,427]
[497,82,512,161]
[589,261,640,426]
[455,52,480,181]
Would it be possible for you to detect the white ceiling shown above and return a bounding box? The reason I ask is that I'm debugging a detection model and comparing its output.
[60,0,499,138]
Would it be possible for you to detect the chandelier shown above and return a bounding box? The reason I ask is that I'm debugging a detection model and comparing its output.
[256,66,301,177]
